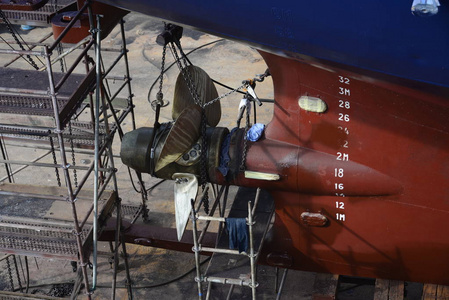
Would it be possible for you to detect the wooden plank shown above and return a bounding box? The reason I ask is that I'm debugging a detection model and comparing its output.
[374,279,390,300]
[389,280,404,300]
[437,285,449,299]
[422,284,437,300]
[312,273,339,300]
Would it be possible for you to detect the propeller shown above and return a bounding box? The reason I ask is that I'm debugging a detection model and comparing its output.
[155,105,202,172]
[172,65,221,127]
[121,65,223,239]
[154,65,221,172]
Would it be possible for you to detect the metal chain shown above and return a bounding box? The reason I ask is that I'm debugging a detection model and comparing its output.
[150,42,167,110]
[6,255,14,291]
[240,99,251,171]
[57,43,65,73]
[200,109,209,214]
[12,255,23,292]
[68,122,78,187]
[204,83,246,107]
[0,9,39,70]
[48,131,62,187]
[170,42,247,109]
[170,43,202,106]
[158,43,167,99]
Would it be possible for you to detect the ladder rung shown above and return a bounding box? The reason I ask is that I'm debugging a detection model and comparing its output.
[197,215,226,222]
[201,246,248,255]
[205,276,252,287]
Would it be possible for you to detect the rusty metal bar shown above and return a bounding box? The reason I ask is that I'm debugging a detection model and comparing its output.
[0,220,74,234]
[0,190,65,201]
[0,151,51,182]
[98,47,122,53]
[40,37,91,71]
[0,158,110,171]
[106,75,127,81]
[72,136,111,198]
[4,32,53,68]
[0,86,48,96]
[54,39,95,92]
[0,124,55,133]
[102,50,125,79]
[0,48,42,56]
[108,77,130,105]
[102,83,124,138]
[79,170,115,229]
[0,151,48,183]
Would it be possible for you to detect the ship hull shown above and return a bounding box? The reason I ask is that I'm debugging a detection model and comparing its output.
[99,0,449,91]
[96,0,449,285]
[255,51,449,285]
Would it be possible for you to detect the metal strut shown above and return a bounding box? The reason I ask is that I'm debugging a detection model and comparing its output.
[191,187,263,300]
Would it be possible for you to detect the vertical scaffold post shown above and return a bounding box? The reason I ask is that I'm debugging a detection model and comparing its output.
[248,200,257,300]
[43,43,91,299]
[191,199,203,300]
[90,8,102,292]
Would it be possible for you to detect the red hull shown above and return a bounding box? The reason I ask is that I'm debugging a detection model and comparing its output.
[250,52,449,285]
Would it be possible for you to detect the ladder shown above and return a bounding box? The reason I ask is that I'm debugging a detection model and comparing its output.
[190,187,275,299]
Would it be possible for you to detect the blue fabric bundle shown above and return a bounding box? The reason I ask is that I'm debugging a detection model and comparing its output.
[226,217,249,253]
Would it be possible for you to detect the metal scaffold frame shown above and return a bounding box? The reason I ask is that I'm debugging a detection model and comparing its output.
[0,1,138,299]
[190,186,271,300]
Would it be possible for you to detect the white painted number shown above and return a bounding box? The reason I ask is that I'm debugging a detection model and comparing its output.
[338,113,350,122]
[336,152,349,161]
[334,168,344,178]
[338,126,349,135]
[336,213,346,221]
[336,202,345,209]
[338,100,351,109]
[334,183,344,190]
[339,87,351,96]
[338,76,350,85]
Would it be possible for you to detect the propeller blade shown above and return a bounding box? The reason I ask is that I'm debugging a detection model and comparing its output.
[172,65,221,127]
[155,106,201,172]
[173,173,198,241]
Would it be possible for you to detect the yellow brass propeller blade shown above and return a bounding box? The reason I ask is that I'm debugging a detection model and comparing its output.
[172,65,221,127]
[155,106,202,172]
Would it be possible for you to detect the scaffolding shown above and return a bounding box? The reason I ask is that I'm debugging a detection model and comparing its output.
[0,1,137,299]
[190,187,275,299]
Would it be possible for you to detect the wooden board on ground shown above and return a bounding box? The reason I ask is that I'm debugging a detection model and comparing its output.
[374,279,404,300]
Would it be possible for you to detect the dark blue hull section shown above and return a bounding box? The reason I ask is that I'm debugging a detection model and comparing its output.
[101,0,448,90]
